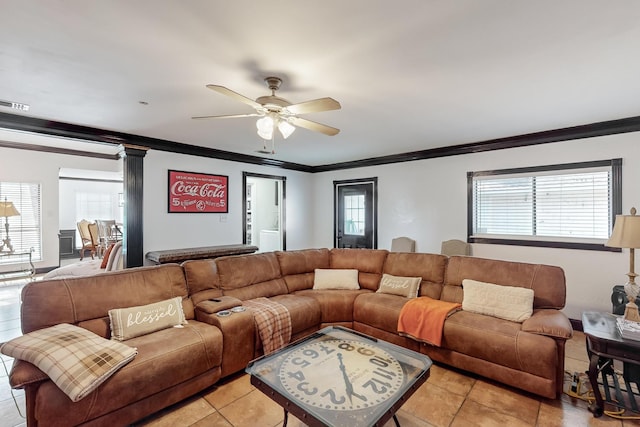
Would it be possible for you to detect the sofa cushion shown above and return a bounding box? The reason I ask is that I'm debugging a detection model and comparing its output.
[382,252,448,299]
[377,274,421,298]
[330,248,388,290]
[277,249,330,292]
[216,252,288,299]
[295,289,371,324]
[30,321,223,424]
[444,256,566,309]
[441,311,558,380]
[109,296,188,341]
[353,292,409,334]
[313,269,360,290]
[462,279,534,322]
[1,323,137,402]
[21,264,193,334]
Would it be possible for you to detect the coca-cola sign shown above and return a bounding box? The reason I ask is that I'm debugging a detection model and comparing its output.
[168,170,228,213]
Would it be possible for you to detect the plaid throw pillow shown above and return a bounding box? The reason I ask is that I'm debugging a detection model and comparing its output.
[1,323,137,402]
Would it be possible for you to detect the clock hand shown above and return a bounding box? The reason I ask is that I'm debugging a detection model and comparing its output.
[337,353,354,404]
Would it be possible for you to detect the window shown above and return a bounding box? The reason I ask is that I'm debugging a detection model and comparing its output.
[468,159,622,251]
[0,181,42,261]
[344,194,365,236]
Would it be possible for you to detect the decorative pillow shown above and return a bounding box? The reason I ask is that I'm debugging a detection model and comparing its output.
[377,274,421,298]
[0,323,137,402]
[313,269,360,290]
[100,243,115,269]
[109,296,187,341]
[462,279,534,322]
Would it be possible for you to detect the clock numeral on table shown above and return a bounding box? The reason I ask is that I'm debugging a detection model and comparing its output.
[373,367,396,380]
[357,346,375,356]
[321,388,346,404]
[287,370,306,381]
[297,381,318,396]
[291,357,311,368]
[338,342,355,351]
[363,377,391,394]
[370,355,393,367]
[319,344,335,355]
[303,349,319,359]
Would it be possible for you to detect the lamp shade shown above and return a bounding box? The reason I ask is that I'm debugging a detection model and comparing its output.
[606,208,640,249]
[256,116,274,140]
[0,201,20,218]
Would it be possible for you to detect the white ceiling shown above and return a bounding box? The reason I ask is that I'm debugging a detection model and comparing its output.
[1,0,640,166]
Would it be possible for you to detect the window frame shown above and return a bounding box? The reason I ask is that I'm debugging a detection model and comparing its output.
[467,159,622,251]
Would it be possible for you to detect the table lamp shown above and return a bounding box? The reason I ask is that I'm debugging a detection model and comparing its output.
[0,198,21,253]
[606,207,640,322]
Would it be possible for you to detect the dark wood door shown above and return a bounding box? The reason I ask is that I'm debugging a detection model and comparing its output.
[334,179,377,249]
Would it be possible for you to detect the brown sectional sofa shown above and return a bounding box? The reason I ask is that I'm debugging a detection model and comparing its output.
[10,248,572,426]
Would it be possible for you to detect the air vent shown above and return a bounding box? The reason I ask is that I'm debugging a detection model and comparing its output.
[0,100,30,111]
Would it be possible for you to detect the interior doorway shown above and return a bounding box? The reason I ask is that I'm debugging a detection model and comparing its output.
[243,172,286,252]
[334,177,377,249]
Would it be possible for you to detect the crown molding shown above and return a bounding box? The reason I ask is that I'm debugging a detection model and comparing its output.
[1,112,639,173]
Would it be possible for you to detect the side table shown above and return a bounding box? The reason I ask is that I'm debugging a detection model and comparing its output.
[0,248,35,282]
[582,311,640,417]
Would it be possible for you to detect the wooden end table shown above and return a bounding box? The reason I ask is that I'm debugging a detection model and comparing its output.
[582,311,640,417]
[246,326,432,427]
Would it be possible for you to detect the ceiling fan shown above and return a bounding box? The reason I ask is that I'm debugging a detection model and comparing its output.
[192,77,341,146]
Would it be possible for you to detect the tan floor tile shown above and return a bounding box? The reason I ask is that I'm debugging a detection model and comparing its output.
[135,396,216,427]
[401,382,465,427]
[427,364,476,397]
[218,389,284,427]
[539,395,623,426]
[466,379,540,424]
[204,373,254,409]
[383,409,436,427]
[565,331,588,361]
[451,399,534,427]
[191,411,234,427]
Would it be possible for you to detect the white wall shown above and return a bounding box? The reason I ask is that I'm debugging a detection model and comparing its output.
[142,150,314,262]
[0,147,121,271]
[311,132,640,319]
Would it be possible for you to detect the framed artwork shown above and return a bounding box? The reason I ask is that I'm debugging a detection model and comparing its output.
[168,170,228,213]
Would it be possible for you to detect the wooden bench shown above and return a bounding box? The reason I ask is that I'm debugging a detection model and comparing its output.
[145,244,259,264]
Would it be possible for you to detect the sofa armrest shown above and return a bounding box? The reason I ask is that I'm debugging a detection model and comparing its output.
[8,359,49,389]
[195,296,243,315]
[521,309,573,339]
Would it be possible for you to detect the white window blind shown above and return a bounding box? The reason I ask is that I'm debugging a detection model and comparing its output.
[469,159,621,249]
[0,182,42,261]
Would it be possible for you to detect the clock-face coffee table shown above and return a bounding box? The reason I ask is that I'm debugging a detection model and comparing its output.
[246,326,432,427]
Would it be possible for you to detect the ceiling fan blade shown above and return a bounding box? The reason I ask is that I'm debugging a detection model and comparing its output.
[289,117,340,136]
[192,113,260,120]
[285,97,341,115]
[206,84,262,109]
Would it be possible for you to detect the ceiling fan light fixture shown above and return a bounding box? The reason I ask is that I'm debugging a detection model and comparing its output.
[256,116,274,140]
[278,120,295,139]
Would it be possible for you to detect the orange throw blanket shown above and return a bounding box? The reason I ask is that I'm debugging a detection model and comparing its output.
[397,297,461,347]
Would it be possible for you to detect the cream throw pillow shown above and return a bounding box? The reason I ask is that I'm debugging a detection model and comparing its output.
[377,274,421,298]
[0,323,137,402]
[313,269,360,290]
[109,296,187,341]
[462,279,534,322]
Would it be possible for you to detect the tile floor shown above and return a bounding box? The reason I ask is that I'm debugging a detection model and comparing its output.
[1,278,639,426]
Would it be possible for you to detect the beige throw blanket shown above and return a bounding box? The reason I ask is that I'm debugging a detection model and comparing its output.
[243,297,292,354]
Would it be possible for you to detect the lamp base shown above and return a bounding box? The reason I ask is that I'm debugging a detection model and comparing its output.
[624,302,640,323]
[0,237,14,253]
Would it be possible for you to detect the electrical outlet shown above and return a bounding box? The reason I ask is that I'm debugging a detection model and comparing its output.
[219,215,227,223]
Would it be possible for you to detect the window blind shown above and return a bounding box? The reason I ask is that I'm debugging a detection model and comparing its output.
[468,159,621,249]
[0,181,42,261]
